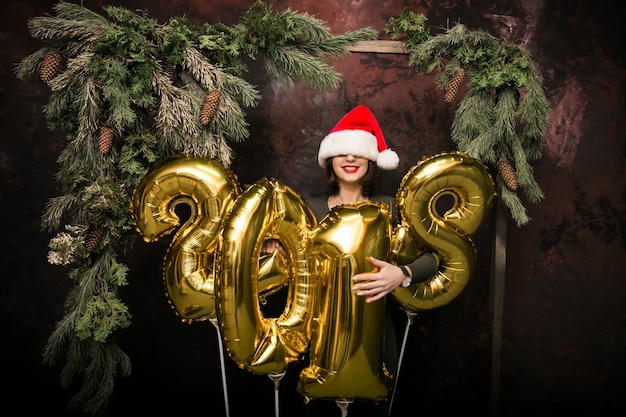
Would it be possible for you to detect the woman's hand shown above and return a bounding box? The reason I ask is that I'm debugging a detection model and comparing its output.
[351,256,408,303]
[261,238,285,256]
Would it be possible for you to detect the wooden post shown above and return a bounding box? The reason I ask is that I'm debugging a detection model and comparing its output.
[489,186,507,417]
[346,40,408,54]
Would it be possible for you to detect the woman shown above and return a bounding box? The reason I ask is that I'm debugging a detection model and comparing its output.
[265,104,438,298]
[264,105,438,415]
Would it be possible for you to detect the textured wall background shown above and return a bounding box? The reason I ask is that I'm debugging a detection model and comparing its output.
[1,1,624,416]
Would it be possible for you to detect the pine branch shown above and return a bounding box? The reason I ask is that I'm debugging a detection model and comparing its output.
[61,337,131,414]
[28,16,105,44]
[499,185,531,226]
[450,85,494,155]
[297,28,378,59]
[264,46,343,90]
[387,10,551,226]
[53,1,108,23]
[14,49,48,80]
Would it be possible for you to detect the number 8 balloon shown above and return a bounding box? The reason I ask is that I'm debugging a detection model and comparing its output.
[390,151,496,312]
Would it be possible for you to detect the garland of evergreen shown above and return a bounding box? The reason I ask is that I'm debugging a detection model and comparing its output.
[385,10,551,226]
[15,1,375,413]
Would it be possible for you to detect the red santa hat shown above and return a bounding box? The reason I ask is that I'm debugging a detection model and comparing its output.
[317,105,399,170]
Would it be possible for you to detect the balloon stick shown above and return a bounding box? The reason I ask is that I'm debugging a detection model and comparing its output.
[210,318,231,417]
[336,398,353,417]
[387,309,418,416]
[269,372,286,417]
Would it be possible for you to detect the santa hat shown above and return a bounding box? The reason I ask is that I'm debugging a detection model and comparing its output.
[317,105,399,170]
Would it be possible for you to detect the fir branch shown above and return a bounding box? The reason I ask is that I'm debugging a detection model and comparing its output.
[13,49,48,80]
[217,70,262,109]
[47,227,86,266]
[103,81,137,131]
[152,72,202,150]
[180,76,224,160]
[518,81,550,159]
[55,133,104,193]
[42,307,81,366]
[499,185,531,226]
[264,46,343,90]
[41,194,82,232]
[43,90,78,131]
[117,132,161,181]
[314,28,379,57]
[27,16,105,44]
[76,77,102,142]
[450,85,494,154]
[61,337,131,414]
[48,51,92,92]
[161,17,198,66]
[197,23,249,76]
[53,1,108,23]
[387,10,551,226]
[182,44,223,90]
[385,8,430,49]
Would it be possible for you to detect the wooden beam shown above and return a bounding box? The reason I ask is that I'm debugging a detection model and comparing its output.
[346,40,408,54]
[490,185,508,417]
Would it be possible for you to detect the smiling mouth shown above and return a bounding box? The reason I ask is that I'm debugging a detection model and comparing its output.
[343,166,359,173]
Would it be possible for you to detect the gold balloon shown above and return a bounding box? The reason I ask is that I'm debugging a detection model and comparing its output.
[298,202,393,402]
[257,250,290,303]
[391,151,496,312]
[130,155,241,322]
[218,177,316,375]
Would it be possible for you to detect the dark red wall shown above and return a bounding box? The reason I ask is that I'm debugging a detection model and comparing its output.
[1,1,624,416]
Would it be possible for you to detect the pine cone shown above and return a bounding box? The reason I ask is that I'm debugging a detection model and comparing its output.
[85,224,105,253]
[200,90,221,125]
[444,68,465,103]
[98,127,114,154]
[497,158,519,191]
[40,49,63,85]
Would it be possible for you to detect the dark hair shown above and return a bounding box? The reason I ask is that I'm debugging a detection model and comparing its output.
[324,158,378,197]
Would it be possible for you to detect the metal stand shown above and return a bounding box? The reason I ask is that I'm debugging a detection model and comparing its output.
[209,318,231,417]
[335,398,353,417]
[388,309,418,416]
[268,372,286,417]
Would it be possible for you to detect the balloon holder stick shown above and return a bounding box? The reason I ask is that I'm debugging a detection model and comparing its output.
[210,318,231,417]
[269,372,286,417]
[335,398,353,417]
[387,309,418,417]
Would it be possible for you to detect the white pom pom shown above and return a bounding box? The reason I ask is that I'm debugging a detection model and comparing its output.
[376,149,399,170]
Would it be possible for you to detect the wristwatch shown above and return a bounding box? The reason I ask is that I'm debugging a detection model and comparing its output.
[400,266,412,288]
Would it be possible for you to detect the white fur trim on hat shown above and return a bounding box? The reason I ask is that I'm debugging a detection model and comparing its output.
[317,129,379,168]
